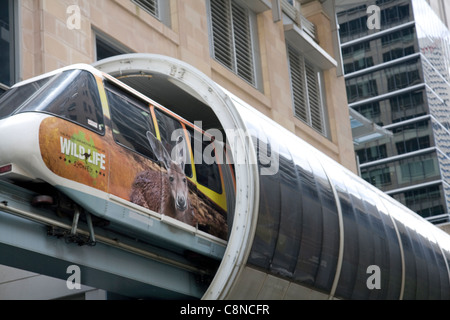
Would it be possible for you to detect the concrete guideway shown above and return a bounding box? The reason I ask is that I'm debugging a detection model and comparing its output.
[0,180,216,299]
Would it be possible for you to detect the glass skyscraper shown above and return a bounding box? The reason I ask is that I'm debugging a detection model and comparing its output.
[337,0,450,224]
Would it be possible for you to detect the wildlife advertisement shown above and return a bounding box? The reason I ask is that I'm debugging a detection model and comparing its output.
[39,117,109,192]
[39,116,228,240]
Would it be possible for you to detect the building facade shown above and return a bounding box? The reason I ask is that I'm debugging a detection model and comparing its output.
[337,0,450,224]
[0,0,355,299]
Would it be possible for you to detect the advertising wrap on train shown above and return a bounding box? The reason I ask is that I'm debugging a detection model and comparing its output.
[39,116,228,240]
[40,117,108,191]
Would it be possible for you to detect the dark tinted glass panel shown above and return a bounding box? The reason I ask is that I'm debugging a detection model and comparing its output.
[352,102,380,124]
[345,58,422,104]
[351,89,426,128]
[19,70,104,133]
[270,143,302,279]
[337,1,412,43]
[307,156,340,292]
[248,169,281,268]
[291,151,324,286]
[355,118,431,166]
[435,234,450,299]
[328,168,402,300]
[423,236,450,299]
[341,177,376,299]
[0,0,14,86]
[380,3,411,26]
[352,182,402,299]
[368,188,403,299]
[356,144,387,164]
[387,204,427,299]
[193,136,222,194]
[246,115,280,269]
[96,33,128,61]
[386,60,421,91]
[328,168,357,299]
[391,184,446,220]
[185,126,222,194]
[0,76,52,119]
[384,198,450,299]
[361,151,439,191]
[106,84,156,160]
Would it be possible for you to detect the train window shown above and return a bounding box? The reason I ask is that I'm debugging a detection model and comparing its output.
[18,70,104,134]
[153,108,192,178]
[187,128,222,194]
[0,75,52,119]
[105,83,157,161]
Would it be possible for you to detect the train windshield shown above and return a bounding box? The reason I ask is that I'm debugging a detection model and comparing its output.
[0,69,104,134]
[0,76,52,119]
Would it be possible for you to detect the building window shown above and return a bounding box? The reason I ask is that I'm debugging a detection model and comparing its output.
[392,185,444,219]
[132,0,171,27]
[94,30,133,61]
[208,0,261,88]
[133,0,159,17]
[362,166,392,187]
[288,44,327,136]
[0,0,16,87]
[356,144,387,164]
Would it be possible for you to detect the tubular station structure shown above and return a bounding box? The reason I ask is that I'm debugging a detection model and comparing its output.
[0,53,449,299]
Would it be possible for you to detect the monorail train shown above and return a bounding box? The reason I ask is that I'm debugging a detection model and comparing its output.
[0,63,234,244]
[1,53,450,300]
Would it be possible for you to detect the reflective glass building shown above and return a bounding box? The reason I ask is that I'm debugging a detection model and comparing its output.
[337,0,450,224]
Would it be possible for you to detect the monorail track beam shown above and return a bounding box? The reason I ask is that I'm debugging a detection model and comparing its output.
[0,181,210,299]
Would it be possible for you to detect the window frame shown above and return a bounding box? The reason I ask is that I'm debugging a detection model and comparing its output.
[94,29,133,62]
[131,0,171,27]
[17,70,105,135]
[0,0,18,87]
[207,0,263,90]
[105,81,158,161]
[287,43,329,137]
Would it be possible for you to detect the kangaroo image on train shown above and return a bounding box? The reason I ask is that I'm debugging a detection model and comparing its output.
[130,131,195,226]
[0,64,233,241]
